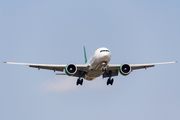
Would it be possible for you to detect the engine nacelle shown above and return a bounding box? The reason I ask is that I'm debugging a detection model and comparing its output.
[119,64,131,76]
[65,64,77,76]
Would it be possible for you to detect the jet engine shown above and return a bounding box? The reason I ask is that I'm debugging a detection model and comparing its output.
[65,64,77,76]
[119,64,131,76]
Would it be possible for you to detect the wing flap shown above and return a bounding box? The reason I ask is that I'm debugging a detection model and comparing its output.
[29,65,64,71]
[130,65,154,70]
[103,69,118,78]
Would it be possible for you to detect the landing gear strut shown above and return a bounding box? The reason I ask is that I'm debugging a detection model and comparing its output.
[102,67,106,72]
[77,78,83,85]
[107,78,114,85]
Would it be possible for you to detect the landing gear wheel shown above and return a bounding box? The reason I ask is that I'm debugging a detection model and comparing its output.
[77,78,83,85]
[80,79,83,85]
[110,78,114,85]
[76,79,80,85]
[107,78,110,85]
[107,78,114,85]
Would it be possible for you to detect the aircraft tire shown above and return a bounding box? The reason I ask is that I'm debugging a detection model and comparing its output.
[76,79,80,85]
[80,79,83,85]
[110,78,114,85]
[107,79,110,85]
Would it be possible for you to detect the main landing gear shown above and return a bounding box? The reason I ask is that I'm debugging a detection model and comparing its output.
[105,70,114,85]
[107,78,114,85]
[76,78,83,85]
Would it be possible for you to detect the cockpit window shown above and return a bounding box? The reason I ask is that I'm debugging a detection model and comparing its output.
[100,50,109,52]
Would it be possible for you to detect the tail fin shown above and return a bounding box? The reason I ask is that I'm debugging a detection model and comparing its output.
[84,46,87,64]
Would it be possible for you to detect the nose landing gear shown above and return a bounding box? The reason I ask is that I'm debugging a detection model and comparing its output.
[102,67,106,72]
[102,61,107,72]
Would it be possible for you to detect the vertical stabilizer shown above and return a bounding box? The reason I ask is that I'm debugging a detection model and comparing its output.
[84,46,87,64]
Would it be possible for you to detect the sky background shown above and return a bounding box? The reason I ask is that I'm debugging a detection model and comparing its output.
[0,0,180,120]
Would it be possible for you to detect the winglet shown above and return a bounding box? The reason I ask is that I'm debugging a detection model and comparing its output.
[84,46,87,64]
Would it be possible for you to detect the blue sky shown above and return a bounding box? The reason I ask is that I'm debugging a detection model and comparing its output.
[0,0,180,120]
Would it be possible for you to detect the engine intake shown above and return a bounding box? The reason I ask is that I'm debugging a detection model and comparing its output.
[65,64,77,76]
[120,64,131,76]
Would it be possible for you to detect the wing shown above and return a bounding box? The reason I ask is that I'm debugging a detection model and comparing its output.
[4,62,88,73]
[103,61,177,78]
[130,61,177,70]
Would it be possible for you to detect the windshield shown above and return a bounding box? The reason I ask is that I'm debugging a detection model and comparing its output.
[100,50,109,52]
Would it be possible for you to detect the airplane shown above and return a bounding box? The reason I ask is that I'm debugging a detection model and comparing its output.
[4,47,177,85]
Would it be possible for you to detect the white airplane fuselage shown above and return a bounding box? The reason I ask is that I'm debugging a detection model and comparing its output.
[84,47,111,80]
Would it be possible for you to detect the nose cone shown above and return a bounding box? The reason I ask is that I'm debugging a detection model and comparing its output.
[95,47,111,62]
[101,51,111,62]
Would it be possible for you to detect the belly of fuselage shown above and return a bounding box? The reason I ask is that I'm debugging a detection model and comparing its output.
[84,62,105,81]
[85,70,103,81]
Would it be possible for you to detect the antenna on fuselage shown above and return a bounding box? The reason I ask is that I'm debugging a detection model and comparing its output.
[84,46,87,64]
